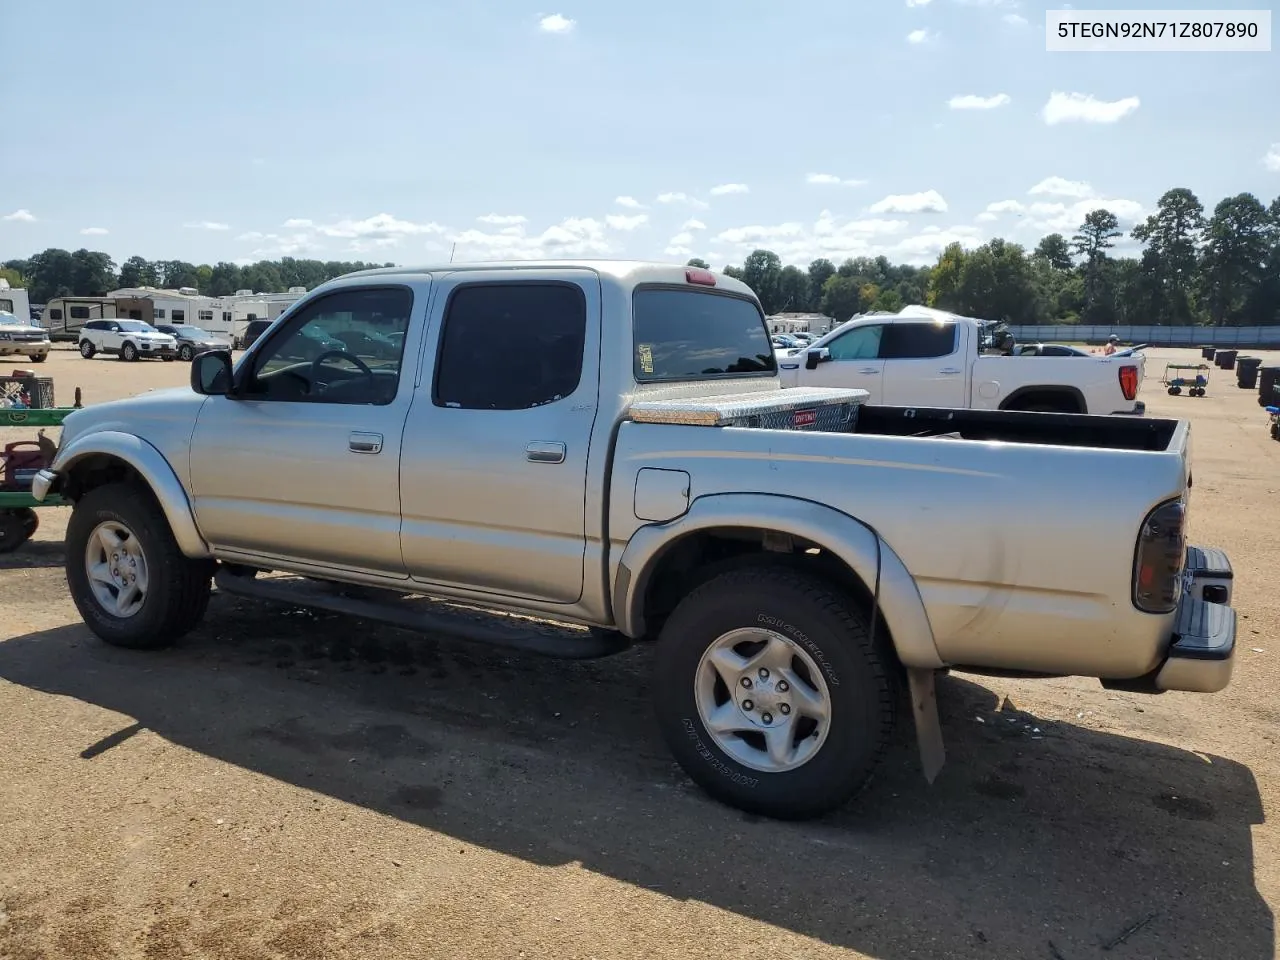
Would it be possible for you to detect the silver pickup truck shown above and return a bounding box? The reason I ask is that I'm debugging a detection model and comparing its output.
[33,260,1238,820]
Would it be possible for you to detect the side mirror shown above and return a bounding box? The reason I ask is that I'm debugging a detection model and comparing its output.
[191,349,235,397]
[804,347,831,371]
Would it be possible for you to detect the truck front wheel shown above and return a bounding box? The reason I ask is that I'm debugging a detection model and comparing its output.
[65,482,215,649]
[653,566,896,820]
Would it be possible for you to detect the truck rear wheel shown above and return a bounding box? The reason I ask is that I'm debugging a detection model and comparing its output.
[653,566,896,820]
[65,482,215,649]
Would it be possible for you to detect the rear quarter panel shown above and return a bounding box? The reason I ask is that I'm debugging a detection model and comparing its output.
[610,420,1190,678]
[972,355,1137,413]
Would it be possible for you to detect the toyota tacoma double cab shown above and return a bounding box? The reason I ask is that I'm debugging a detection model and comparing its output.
[33,261,1236,820]
[781,305,1147,415]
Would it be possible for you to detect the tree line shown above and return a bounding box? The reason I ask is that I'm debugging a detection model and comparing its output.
[0,252,395,305]
[4,186,1279,326]
[691,187,1280,326]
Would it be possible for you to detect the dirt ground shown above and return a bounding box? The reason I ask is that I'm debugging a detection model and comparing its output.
[1,344,1276,960]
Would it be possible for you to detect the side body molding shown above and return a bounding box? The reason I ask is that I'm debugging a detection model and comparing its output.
[613,493,944,670]
[43,430,213,559]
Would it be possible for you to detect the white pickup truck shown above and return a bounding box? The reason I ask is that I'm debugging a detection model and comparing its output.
[32,261,1235,820]
[780,306,1147,415]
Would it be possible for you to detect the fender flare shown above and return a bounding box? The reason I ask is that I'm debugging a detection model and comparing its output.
[45,430,212,559]
[613,493,943,669]
[999,384,1087,413]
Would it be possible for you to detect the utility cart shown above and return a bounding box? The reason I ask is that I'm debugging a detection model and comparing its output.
[0,394,80,553]
[1163,362,1210,397]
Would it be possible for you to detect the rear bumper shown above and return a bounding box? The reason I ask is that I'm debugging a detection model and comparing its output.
[1154,545,1236,693]
[1111,401,1146,416]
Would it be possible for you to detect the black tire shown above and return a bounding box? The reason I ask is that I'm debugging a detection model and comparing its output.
[1271,422,1280,442]
[79,339,96,359]
[653,565,896,820]
[0,508,39,554]
[178,344,194,362]
[28,353,47,363]
[65,482,215,649]
[121,341,139,362]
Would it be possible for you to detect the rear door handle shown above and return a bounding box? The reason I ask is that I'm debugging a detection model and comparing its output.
[349,431,383,454]
[526,441,566,464]
[858,367,881,375]
[938,367,962,375]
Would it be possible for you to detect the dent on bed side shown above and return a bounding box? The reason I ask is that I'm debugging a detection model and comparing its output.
[49,430,213,559]
[612,492,944,671]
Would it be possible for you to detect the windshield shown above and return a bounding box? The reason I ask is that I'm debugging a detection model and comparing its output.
[118,320,158,333]
[632,288,776,381]
[177,327,213,338]
[0,312,20,326]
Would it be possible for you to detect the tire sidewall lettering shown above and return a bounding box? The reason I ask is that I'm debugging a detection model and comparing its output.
[681,718,759,788]
[755,612,841,687]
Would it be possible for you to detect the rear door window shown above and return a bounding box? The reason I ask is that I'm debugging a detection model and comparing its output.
[879,322,958,359]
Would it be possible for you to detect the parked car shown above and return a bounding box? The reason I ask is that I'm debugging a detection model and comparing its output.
[155,324,231,362]
[0,309,51,363]
[237,319,272,351]
[33,261,1236,821]
[77,319,177,361]
[781,307,1147,414]
[334,328,402,361]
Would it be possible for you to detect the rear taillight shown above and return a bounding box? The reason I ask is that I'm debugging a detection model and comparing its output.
[1119,364,1139,401]
[1133,498,1186,613]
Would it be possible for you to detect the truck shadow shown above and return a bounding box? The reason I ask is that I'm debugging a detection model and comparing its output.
[0,594,1271,960]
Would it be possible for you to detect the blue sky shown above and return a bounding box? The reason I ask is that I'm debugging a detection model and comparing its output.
[2,0,1277,270]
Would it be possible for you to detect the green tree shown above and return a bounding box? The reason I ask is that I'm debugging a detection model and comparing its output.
[776,265,811,312]
[69,249,117,296]
[1130,187,1205,324]
[740,249,783,313]
[926,242,967,309]
[1033,233,1073,272]
[820,274,863,322]
[1072,209,1122,323]
[1198,193,1273,325]
[24,248,76,302]
[807,258,835,308]
[685,257,709,269]
[118,256,158,289]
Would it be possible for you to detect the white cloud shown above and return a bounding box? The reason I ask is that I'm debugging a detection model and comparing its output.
[708,211,977,267]
[316,213,446,240]
[79,227,109,236]
[282,218,313,228]
[975,200,1026,222]
[657,191,710,210]
[538,13,575,33]
[709,183,749,196]
[948,93,1011,110]
[477,214,528,225]
[1020,196,1145,234]
[184,220,230,231]
[806,173,868,187]
[667,232,696,248]
[1263,144,1280,172]
[605,213,648,231]
[450,216,611,260]
[1003,12,1028,25]
[1041,91,1140,125]
[615,195,646,209]
[907,28,936,43]
[2,209,36,222]
[240,231,323,257]
[665,245,694,258]
[1028,176,1095,199]
[868,189,949,214]
[906,0,933,5]
[682,219,707,231]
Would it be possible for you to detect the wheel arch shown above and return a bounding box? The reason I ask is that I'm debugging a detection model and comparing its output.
[613,493,943,670]
[48,431,212,559]
[999,384,1087,413]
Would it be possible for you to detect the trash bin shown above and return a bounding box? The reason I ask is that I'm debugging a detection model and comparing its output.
[1201,345,1216,361]
[1259,366,1280,407]
[1236,356,1262,389]
[1216,349,1238,371]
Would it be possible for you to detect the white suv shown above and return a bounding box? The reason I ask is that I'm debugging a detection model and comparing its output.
[78,320,178,361]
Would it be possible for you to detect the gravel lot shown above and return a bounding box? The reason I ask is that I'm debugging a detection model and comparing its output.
[1,344,1276,960]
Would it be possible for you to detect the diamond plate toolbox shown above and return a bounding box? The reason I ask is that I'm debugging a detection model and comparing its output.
[628,387,869,431]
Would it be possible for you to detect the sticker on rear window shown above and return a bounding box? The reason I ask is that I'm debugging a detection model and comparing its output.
[638,343,654,375]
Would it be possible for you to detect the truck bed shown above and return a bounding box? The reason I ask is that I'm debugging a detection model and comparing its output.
[852,405,1178,452]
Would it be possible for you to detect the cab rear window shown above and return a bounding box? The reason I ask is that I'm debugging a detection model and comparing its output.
[632,287,776,382]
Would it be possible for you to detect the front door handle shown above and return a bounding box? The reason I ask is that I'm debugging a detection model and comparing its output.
[858,367,881,375]
[938,367,962,375]
[349,431,383,454]
[526,441,566,464]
